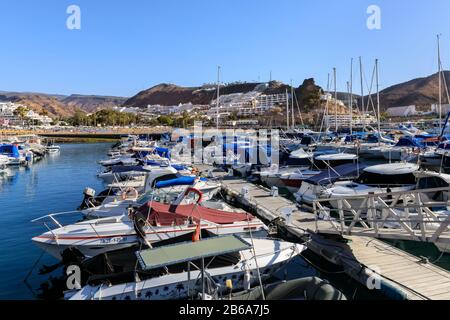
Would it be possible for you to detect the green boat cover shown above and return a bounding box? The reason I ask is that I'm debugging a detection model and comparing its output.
[136,235,251,270]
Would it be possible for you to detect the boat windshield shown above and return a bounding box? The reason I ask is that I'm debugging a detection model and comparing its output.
[355,172,416,186]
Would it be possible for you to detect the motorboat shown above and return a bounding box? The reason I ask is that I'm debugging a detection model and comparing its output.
[80,168,221,218]
[0,144,25,166]
[32,191,267,260]
[294,163,366,205]
[64,235,304,300]
[316,163,420,209]
[313,152,358,169]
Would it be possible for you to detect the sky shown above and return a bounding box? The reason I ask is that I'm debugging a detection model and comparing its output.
[0,0,449,97]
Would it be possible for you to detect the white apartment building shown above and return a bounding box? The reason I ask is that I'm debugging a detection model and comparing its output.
[324,114,377,128]
[386,105,417,117]
[208,91,289,118]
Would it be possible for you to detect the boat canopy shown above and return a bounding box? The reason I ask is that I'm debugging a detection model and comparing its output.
[289,148,312,159]
[138,201,254,226]
[315,153,358,161]
[0,144,20,158]
[155,176,196,188]
[136,235,251,270]
[304,164,366,186]
[363,163,419,175]
[394,137,423,148]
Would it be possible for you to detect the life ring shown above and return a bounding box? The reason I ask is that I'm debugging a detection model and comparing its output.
[121,187,138,201]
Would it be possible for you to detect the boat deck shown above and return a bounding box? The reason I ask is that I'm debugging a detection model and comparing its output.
[219,176,450,300]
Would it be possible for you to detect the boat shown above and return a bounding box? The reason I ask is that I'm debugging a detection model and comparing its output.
[0,144,25,166]
[294,163,366,205]
[32,189,267,260]
[80,174,222,218]
[316,163,420,209]
[64,235,304,300]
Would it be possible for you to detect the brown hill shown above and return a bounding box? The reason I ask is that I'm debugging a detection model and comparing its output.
[366,71,450,110]
[0,92,128,118]
[123,82,266,107]
[123,80,326,109]
[62,94,127,113]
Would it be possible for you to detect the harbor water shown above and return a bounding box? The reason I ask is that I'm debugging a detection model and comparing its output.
[0,143,110,299]
[1,142,449,300]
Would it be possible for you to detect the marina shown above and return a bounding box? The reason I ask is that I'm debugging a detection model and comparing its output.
[2,1,450,306]
[2,130,450,300]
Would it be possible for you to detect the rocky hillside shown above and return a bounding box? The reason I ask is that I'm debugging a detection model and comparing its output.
[123,80,325,109]
[366,71,450,110]
[0,92,127,118]
[62,94,127,113]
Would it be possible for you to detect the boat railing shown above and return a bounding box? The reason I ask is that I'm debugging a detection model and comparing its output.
[31,210,85,228]
[312,186,450,245]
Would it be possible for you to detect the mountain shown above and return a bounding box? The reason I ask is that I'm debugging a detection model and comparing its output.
[0,91,128,118]
[123,82,267,107]
[123,80,323,108]
[62,94,127,113]
[366,71,450,110]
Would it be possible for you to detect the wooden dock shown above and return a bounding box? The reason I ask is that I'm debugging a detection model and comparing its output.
[219,177,450,300]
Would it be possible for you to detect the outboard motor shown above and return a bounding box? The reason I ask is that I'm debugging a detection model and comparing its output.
[78,187,96,210]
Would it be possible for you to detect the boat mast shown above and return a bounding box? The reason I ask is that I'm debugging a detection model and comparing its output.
[375,59,381,143]
[286,89,290,130]
[291,80,295,129]
[350,58,353,135]
[438,35,442,134]
[359,57,365,130]
[216,66,221,130]
[334,67,338,132]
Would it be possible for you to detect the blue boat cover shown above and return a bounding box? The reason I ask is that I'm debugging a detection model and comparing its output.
[305,163,367,186]
[171,164,188,171]
[155,147,171,159]
[395,137,423,148]
[155,176,196,188]
[0,144,20,158]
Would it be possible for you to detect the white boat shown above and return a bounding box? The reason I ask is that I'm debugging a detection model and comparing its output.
[32,198,267,260]
[46,145,61,154]
[80,169,221,218]
[313,152,358,169]
[65,236,304,300]
[316,163,420,209]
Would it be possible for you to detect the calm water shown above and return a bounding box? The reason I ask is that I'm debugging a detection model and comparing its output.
[1,143,449,300]
[0,143,111,300]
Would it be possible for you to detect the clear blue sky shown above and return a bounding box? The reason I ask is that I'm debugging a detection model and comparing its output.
[0,0,449,97]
